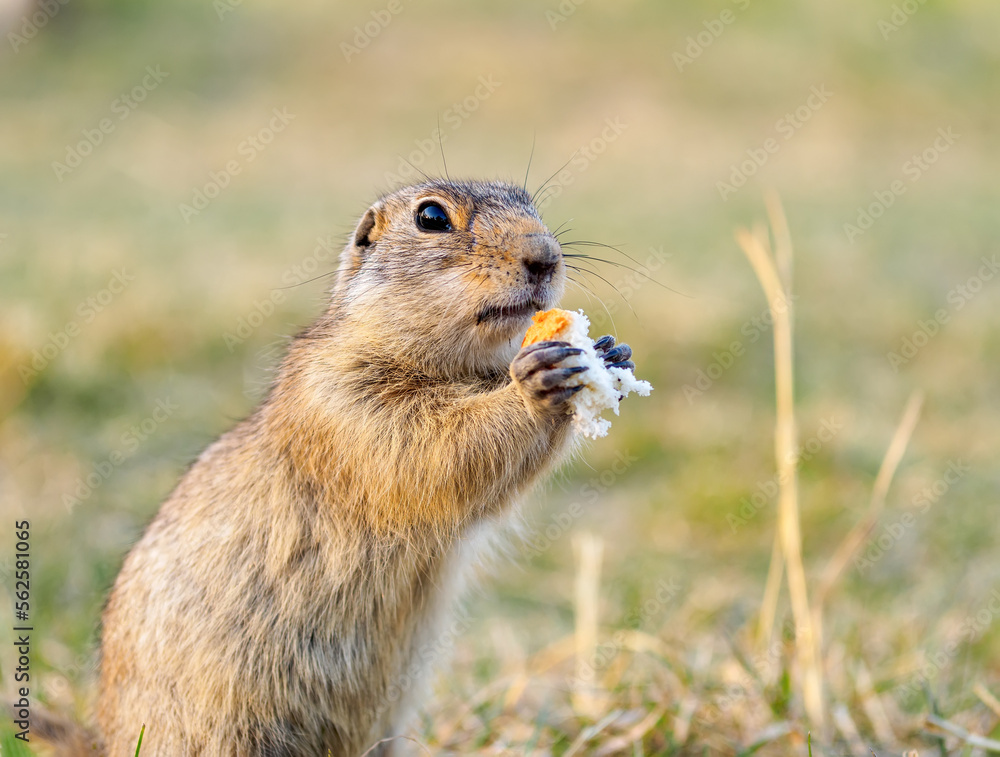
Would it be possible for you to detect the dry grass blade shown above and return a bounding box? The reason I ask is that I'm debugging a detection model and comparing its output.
[924,714,1000,751]
[572,531,605,719]
[433,675,516,745]
[832,703,868,756]
[765,190,793,293]
[757,528,785,648]
[501,671,530,710]
[814,390,924,615]
[359,735,433,756]
[563,709,623,757]
[854,662,897,747]
[673,696,698,745]
[593,706,669,756]
[752,199,793,653]
[741,721,795,753]
[736,219,825,730]
[974,683,1000,719]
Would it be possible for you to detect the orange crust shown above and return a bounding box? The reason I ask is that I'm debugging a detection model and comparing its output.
[521,308,573,347]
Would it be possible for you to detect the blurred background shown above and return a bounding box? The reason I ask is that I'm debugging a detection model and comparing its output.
[1,0,999,753]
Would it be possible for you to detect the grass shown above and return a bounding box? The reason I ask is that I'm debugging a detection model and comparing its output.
[2,0,1000,754]
[408,206,1000,754]
[737,200,823,730]
[0,729,34,757]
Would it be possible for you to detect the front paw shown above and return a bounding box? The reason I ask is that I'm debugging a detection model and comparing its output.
[510,341,588,416]
[593,334,634,372]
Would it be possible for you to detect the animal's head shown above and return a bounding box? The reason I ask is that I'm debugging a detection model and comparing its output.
[331,179,565,377]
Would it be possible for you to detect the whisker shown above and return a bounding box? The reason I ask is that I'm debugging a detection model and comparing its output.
[564,272,598,304]
[437,119,449,181]
[532,184,564,209]
[523,134,536,192]
[564,276,598,309]
[559,239,657,274]
[562,251,653,275]
[558,239,640,261]
[531,154,578,206]
[565,260,603,277]
[400,157,432,183]
[560,247,687,296]
[552,221,574,238]
[571,265,637,318]
[273,270,338,290]
[564,273,617,334]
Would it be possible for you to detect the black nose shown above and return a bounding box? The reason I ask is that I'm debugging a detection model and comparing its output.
[522,235,561,284]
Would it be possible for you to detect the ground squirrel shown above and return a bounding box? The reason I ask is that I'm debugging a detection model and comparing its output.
[40,179,636,756]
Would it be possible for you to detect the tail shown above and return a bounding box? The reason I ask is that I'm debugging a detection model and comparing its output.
[5,701,102,756]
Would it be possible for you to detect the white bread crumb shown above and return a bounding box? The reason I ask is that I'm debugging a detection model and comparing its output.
[558,310,652,439]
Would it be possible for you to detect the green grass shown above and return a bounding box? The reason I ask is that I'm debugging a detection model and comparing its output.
[2,0,1000,754]
[0,729,35,757]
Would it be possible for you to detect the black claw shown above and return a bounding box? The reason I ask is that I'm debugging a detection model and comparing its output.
[538,365,589,390]
[608,360,635,371]
[593,335,615,352]
[522,342,582,357]
[514,343,586,381]
[602,344,632,363]
[551,387,580,402]
[541,382,587,405]
[527,345,583,368]
[520,340,561,353]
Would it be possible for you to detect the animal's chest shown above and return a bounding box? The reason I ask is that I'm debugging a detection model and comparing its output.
[275,536,467,697]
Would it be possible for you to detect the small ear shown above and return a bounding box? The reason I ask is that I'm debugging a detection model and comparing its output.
[353,204,385,248]
[335,203,386,293]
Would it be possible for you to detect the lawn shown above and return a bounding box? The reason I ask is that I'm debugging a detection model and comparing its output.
[1,0,999,753]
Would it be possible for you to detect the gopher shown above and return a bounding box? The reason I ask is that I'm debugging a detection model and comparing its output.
[44,179,637,755]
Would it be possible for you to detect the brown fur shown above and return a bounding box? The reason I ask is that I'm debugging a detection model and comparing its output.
[53,179,599,755]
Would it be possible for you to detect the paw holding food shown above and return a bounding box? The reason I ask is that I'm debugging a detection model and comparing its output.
[519,308,652,439]
[510,341,589,416]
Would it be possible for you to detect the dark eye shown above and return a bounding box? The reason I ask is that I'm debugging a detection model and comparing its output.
[416,202,452,232]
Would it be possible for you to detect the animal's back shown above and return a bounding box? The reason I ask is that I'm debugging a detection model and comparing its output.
[97,416,481,755]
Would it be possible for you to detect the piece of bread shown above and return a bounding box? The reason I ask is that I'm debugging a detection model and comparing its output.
[522,308,575,347]
[520,309,652,439]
